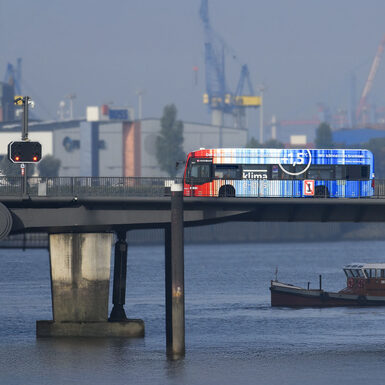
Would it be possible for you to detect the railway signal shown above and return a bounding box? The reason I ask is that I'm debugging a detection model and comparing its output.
[8,141,42,163]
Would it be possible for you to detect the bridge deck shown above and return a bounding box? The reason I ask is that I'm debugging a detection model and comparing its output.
[1,196,385,235]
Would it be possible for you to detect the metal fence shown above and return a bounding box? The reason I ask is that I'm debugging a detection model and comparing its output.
[0,176,384,198]
[0,177,183,198]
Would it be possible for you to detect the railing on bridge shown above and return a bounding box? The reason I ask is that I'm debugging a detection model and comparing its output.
[0,176,383,198]
[0,177,183,198]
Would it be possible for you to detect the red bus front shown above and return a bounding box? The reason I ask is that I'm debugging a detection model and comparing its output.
[183,151,214,197]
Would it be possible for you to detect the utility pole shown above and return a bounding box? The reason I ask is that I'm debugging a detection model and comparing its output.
[8,97,41,199]
[66,93,76,119]
[21,96,29,197]
[136,90,146,120]
[257,85,267,144]
[14,96,32,197]
[271,115,277,140]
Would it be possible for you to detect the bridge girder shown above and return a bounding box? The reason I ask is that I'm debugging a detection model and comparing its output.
[1,197,385,235]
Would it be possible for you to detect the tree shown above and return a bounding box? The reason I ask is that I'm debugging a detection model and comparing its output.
[315,122,333,148]
[156,104,186,177]
[264,139,284,148]
[245,137,284,148]
[245,137,261,148]
[37,155,61,177]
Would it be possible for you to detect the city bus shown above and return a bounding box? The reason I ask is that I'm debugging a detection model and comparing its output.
[183,148,374,198]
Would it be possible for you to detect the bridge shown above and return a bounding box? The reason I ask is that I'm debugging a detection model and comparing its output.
[2,176,385,235]
[2,176,385,357]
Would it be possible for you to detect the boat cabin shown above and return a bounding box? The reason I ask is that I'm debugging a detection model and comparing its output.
[342,263,385,294]
[343,263,385,279]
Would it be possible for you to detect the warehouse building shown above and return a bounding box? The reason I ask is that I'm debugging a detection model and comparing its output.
[0,105,248,177]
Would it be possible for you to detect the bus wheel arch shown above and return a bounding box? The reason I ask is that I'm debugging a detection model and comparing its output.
[314,185,330,198]
[218,185,235,197]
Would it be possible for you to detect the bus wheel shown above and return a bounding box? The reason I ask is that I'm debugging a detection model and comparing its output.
[218,185,235,197]
[314,185,330,198]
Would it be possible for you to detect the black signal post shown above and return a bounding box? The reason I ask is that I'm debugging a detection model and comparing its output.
[21,96,29,141]
[11,96,39,197]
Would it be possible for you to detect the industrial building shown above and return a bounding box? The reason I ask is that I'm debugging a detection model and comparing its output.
[0,104,248,177]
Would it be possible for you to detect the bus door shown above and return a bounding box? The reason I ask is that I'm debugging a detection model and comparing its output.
[185,158,213,196]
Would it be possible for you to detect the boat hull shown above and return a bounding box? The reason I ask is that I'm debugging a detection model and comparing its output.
[270,281,385,308]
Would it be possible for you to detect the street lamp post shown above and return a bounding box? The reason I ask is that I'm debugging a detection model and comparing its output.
[136,90,146,120]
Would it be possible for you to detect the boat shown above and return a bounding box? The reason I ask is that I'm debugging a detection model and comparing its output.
[270,263,385,307]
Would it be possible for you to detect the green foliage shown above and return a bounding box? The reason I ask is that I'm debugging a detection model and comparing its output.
[245,137,284,148]
[245,137,260,148]
[0,156,34,177]
[264,139,285,148]
[156,104,186,177]
[37,155,61,177]
[315,122,333,148]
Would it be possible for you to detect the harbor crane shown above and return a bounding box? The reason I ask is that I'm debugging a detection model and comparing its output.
[199,0,261,132]
[3,58,22,95]
[356,34,385,125]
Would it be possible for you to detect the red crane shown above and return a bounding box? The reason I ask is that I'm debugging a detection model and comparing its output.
[356,34,385,124]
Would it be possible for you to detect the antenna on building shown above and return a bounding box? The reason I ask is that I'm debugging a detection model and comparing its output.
[58,100,66,120]
[66,93,76,119]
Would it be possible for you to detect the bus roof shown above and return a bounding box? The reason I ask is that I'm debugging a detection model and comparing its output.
[191,148,371,155]
[190,148,373,160]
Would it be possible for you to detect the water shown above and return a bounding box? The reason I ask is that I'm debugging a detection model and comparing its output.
[1,240,385,384]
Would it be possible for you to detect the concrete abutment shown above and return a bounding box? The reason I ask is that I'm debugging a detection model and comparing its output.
[36,233,144,338]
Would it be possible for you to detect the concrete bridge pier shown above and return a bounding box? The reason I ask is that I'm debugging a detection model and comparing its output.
[36,233,144,337]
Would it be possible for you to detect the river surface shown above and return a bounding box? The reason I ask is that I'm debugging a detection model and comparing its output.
[1,240,385,384]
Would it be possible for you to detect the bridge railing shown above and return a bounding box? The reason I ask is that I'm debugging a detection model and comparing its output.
[0,176,384,198]
[0,177,184,197]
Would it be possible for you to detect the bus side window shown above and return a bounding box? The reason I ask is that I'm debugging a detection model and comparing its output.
[272,165,279,180]
[346,165,361,180]
[215,165,240,179]
[307,165,334,180]
[361,165,369,180]
[190,163,211,179]
[280,165,294,180]
[294,165,307,179]
[335,166,345,180]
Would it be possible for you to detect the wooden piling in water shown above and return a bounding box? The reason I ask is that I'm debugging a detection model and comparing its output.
[165,183,185,357]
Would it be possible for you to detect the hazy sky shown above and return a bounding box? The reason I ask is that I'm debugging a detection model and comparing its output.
[1,0,385,137]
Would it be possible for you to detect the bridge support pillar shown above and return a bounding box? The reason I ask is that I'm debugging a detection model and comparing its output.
[165,183,185,358]
[109,231,128,321]
[36,233,144,337]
